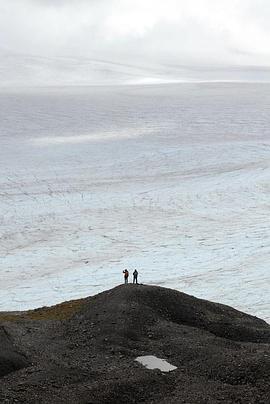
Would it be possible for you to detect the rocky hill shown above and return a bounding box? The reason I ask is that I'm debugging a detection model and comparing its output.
[0,284,269,403]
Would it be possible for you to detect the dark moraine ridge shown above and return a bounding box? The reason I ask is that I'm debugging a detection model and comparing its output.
[0,284,269,403]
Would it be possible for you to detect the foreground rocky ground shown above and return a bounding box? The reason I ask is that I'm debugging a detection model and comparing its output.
[0,284,269,403]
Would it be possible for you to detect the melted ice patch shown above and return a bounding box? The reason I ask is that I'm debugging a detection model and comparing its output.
[135,356,177,372]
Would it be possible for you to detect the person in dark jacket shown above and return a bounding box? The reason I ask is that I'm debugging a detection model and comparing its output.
[123,269,129,284]
[133,269,138,284]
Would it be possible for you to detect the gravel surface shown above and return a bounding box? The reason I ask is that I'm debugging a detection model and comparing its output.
[0,284,269,403]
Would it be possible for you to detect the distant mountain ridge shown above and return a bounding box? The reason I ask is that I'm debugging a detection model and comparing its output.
[1,49,270,87]
[0,50,174,86]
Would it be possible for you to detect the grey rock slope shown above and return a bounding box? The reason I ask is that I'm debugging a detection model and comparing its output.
[0,284,269,403]
[0,326,29,378]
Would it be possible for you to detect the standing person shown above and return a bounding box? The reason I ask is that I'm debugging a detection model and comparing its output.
[123,269,129,284]
[133,269,138,284]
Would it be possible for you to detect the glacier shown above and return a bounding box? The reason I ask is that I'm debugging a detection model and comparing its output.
[0,83,269,322]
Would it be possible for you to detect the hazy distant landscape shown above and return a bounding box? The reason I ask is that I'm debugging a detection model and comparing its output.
[1,82,269,322]
[1,49,270,86]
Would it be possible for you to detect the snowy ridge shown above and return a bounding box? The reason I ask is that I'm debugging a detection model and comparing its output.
[1,49,270,87]
[0,50,176,86]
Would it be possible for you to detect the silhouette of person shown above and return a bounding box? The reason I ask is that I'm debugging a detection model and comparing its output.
[123,269,129,284]
[133,269,138,284]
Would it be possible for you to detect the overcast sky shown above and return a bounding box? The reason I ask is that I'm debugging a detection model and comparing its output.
[1,0,270,84]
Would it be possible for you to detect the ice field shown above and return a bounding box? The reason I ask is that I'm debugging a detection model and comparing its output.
[0,83,270,322]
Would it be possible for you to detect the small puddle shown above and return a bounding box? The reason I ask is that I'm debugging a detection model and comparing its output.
[135,355,177,372]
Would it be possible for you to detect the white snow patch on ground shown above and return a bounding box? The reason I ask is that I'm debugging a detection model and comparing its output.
[135,356,177,372]
[0,83,269,322]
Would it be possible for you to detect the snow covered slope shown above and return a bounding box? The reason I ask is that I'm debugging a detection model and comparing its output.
[0,50,158,86]
[1,50,270,87]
